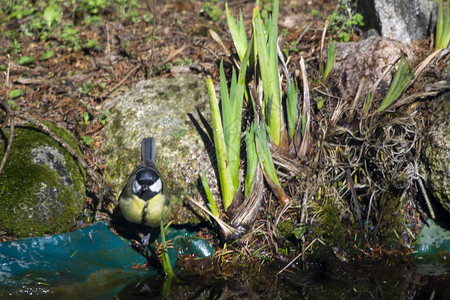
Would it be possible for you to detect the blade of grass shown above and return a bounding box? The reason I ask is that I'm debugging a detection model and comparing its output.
[253,0,282,146]
[220,60,232,150]
[286,77,298,140]
[323,41,336,81]
[436,0,444,49]
[211,36,253,210]
[206,77,235,211]
[377,57,414,112]
[244,122,258,197]
[255,122,289,205]
[435,0,449,50]
[363,91,372,114]
[160,220,178,281]
[226,3,248,61]
[268,0,281,147]
[298,56,311,159]
[440,0,450,49]
[253,7,270,114]
[319,19,329,78]
[227,34,253,191]
[200,169,219,217]
[362,57,399,116]
[277,40,296,144]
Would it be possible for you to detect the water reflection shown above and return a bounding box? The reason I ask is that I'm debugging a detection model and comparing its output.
[117,261,449,299]
[2,260,448,299]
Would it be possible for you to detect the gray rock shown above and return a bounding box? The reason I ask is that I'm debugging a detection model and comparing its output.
[0,123,86,238]
[331,36,412,101]
[419,92,450,213]
[355,0,438,44]
[102,75,214,224]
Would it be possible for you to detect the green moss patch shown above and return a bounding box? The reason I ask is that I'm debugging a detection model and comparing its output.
[0,123,85,238]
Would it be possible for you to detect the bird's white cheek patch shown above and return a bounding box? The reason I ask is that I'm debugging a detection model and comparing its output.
[150,178,162,193]
[132,180,142,194]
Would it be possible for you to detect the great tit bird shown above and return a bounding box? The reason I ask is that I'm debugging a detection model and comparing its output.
[118,137,171,227]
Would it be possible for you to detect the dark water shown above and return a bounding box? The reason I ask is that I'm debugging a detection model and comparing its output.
[117,262,449,300]
[2,260,449,299]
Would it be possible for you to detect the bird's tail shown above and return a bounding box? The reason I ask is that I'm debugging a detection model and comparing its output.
[141,137,156,164]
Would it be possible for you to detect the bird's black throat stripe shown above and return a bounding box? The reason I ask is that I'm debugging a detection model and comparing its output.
[141,201,150,225]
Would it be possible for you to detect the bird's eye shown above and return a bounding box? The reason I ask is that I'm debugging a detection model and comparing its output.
[132,180,142,194]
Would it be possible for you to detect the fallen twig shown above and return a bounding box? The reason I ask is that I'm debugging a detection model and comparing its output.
[101,64,141,99]
[0,100,15,175]
[0,57,14,175]
[187,195,241,240]
[319,19,329,79]
[297,56,311,160]
[277,238,325,275]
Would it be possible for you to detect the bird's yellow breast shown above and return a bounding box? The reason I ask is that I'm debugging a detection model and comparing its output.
[119,195,145,224]
[119,193,170,227]
[143,193,171,227]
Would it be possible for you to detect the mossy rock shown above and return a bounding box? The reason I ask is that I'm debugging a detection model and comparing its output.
[0,122,86,238]
[310,192,407,258]
[311,200,352,253]
[376,193,406,249]
[419,92,450,214]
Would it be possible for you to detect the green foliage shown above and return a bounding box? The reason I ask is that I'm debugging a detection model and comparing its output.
[80,0,108,14]
[286,78,298,139]
[83,112,90,126]
[323,41,336,81]
[244,122,258,197]
[205,39,251,211]
[206,77,235,211]
[9,89,24,99]
[78,80,95,95]
[377,57,414,113]
[259,0,275,18]
[3,31,22,55]
[83,39,100,50]
[254,123,279,188]
[225,3,248,62]
[253,0,282,146]
[43,3,61,27]
[313,201,348,246]
[283,40,300,58]
[316,96,325,110]
[311,9,322,18]
[15,56,35,65]
[436,0,450,50]
[327,0,364,42]
[220,57,247,192]
[80,135,93,145]
[96,109,110,125]
[200,169,219,217]
[254,121,287,203]
[363,92,372,114]
[61,24,81,50]
[203,0,223,22]
[0,0,143,55]
[7,100,20,111]
[78,80,105,96]
[39,50,55,60]
[159,223,182,297]
[219,0,294,207]
[301,116,307,137]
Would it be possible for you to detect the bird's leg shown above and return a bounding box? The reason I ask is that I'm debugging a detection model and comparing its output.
[140,233,164,272]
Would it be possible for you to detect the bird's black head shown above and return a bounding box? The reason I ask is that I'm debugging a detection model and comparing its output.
[132,168,162,201]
